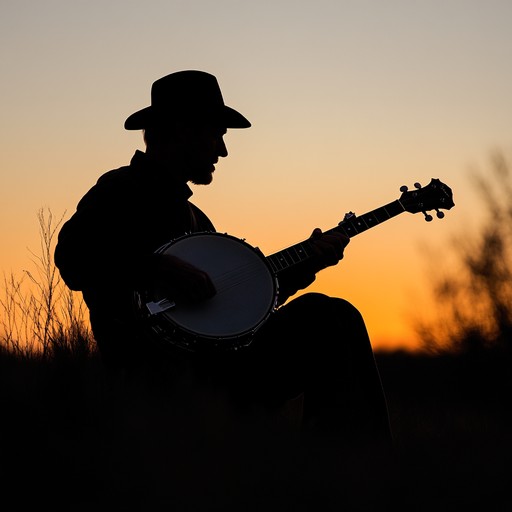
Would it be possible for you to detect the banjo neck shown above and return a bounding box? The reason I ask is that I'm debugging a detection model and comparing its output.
[266,199,405,275]
[266,178,454,275]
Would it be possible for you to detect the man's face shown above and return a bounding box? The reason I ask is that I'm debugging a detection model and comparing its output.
[180,122,228,185]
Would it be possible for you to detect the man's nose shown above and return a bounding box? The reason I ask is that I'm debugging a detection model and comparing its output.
[218,138,228,157]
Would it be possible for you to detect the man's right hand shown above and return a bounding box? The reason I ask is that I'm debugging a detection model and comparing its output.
[154,254,216,303]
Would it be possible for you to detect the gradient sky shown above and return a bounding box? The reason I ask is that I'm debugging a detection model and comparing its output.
[2,0,511,351]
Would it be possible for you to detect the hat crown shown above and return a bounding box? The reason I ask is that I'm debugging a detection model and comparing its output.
[151,71,224,110]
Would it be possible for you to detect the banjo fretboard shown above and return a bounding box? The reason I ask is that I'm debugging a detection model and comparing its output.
[266,199,405,274]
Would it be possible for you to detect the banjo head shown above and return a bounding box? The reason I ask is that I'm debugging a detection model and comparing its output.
[135,232,279,352]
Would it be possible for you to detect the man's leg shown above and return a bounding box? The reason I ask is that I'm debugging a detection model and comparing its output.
[249,293,392,443]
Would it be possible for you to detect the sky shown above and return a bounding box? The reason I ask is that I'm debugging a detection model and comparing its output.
[1,0,511,351]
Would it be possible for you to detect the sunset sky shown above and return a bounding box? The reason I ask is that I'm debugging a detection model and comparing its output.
[2,0,511,351]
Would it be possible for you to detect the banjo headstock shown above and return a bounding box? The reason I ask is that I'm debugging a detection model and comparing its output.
[399,178,454,221]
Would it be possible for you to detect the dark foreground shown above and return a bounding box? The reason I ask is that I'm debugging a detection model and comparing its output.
[0,347,510,511]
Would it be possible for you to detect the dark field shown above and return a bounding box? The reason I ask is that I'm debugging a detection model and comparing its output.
[1,348,510,511]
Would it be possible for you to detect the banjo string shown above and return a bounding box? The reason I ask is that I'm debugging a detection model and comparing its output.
[210,260,271,294]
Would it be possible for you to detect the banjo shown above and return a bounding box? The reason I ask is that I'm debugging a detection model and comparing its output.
[134,178,454,352]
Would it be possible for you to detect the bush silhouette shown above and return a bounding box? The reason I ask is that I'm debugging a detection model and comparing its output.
[415,148,512,354]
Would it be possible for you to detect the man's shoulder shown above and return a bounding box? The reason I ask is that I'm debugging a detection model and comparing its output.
[75,162,140,211]
[96,164,134,186]
[95,151,147,187]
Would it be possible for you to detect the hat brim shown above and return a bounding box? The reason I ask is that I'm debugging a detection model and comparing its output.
[124,105,251,130]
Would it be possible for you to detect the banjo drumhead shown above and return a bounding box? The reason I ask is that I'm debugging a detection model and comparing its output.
[149,232,277,347]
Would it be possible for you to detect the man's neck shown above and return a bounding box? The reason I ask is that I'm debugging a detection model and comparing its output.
[143,147,190,183]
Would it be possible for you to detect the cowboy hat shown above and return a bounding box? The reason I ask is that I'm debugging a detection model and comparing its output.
[124,70,251,130]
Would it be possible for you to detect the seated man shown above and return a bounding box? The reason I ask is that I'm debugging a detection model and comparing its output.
[55,70,392,444]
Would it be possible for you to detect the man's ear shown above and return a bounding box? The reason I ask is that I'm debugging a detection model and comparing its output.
[173,118,197,141]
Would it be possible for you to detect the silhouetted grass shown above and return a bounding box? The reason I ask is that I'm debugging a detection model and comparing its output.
[377,348,512,511]
[1,345,510,511]
[0,208,94,361]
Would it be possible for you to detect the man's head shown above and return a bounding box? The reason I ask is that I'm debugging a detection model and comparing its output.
[126,71,250,185]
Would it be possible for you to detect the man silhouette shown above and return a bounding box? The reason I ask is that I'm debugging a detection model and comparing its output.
[55,70,391,444]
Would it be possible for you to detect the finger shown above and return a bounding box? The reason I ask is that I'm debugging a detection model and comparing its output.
[311,227,323,239]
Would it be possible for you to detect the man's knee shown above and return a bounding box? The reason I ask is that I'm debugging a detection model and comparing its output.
[289,293,365,324]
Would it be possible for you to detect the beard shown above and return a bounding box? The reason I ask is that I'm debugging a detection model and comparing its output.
[188,166,214,185]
